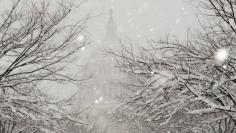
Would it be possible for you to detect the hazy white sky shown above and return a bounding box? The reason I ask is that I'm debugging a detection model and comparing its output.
[0,0,198,43]
[74,0,198,42]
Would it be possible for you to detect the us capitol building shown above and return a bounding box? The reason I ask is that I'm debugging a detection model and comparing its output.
[71,9,143,133]
[78,9,126,108]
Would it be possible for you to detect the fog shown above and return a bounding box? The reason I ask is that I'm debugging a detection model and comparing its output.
[0,0,207,133]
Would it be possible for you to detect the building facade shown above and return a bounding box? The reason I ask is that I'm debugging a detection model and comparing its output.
[79,9,126,107]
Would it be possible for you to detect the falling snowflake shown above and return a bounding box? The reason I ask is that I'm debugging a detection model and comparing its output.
[77,35,85,42]
[81,47,85,51]
[215,48,229,62]
[143,2,150,9]
[127,12,132,17]
[223,65,227,69]
[149,28,154,32]
[171,29,175,34]
[137,8,143,14]
[129,23,135,28]
[176,18,180,24]
[128,19,133,24]
[99,96,103,102]
[95,99,99,104]
[97,40,102,44]
[117,26,124,32]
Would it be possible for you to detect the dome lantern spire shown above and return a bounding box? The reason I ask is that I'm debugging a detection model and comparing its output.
[104,8,118,41]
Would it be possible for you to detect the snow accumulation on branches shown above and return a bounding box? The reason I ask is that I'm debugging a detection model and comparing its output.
[0,0,88,132]
[111,0,236,132]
